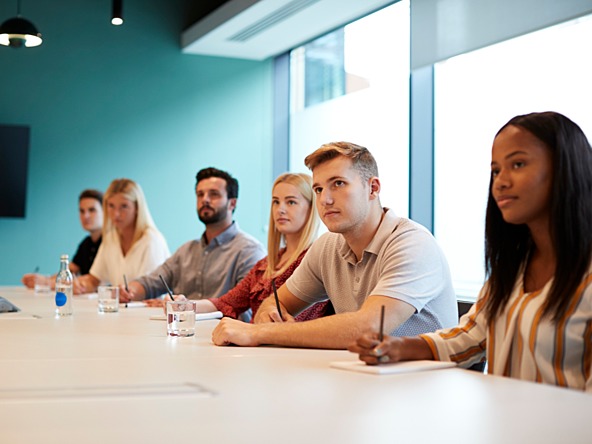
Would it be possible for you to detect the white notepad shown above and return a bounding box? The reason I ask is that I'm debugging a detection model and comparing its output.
[149,311,223,321]
[330,360,456,375]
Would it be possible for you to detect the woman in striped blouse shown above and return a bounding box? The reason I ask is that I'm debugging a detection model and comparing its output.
[349,111,592,392]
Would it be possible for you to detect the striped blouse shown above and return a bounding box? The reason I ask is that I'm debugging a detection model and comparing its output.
[421,268,592,392]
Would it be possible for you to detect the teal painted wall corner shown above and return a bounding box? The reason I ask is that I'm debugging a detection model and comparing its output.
[0,0,274,284]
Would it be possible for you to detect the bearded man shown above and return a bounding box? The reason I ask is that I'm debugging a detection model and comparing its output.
[121,168,265,304]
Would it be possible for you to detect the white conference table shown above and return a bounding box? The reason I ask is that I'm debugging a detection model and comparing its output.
[1,286,591,444]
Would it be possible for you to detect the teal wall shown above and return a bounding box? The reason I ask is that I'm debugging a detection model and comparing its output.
[0,0,273,284]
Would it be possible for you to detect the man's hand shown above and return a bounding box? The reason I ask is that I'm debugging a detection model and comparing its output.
[212,318,261,346]
[220,295,418,350]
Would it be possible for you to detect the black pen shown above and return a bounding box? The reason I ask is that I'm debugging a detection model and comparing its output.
[122,274,132,307]
[123,274,129,292]
[159,274,175,301]
[271,279,283,321]
[122,301,146,308]
[378,305,385,342]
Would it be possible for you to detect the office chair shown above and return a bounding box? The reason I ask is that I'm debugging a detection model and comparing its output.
[457,300,487,373]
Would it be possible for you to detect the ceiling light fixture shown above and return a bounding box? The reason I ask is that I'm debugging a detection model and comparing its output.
[112,0,123,26]
[0,0,42,48]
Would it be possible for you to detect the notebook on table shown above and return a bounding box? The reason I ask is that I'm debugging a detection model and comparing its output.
[330,359,456,375]
[149,311,223,321]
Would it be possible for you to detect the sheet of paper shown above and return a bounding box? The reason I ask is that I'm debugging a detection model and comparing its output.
[120,302,147,308]
[149,311,223,321]
[330,359,456,375]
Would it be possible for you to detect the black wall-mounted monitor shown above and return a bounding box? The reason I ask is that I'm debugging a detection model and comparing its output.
[0,125,30,218]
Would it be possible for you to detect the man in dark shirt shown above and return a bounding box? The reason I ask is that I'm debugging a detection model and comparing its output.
[70,189,104,275]
[22,189,104,288]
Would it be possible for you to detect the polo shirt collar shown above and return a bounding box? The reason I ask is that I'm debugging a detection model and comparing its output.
[365,208,400,255]
[339,208,400,262]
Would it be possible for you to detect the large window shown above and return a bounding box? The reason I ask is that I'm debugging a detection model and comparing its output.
[291,29,346,109]
[289,1,410,217]
[434,14,592,300]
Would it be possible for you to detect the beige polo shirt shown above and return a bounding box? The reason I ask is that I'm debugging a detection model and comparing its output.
[285,209,458,336]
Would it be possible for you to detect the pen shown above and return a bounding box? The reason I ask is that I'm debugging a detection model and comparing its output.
[123,274,129,292]
[378,305,385,342]
[159,274,175,301]
[271,279,284,321]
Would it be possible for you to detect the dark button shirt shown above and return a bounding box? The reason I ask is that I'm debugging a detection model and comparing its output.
[72,235,102,275]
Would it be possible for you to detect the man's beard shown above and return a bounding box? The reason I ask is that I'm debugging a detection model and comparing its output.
[198,205,228,225]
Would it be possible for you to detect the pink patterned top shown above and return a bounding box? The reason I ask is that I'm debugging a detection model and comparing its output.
[209,250,331,322]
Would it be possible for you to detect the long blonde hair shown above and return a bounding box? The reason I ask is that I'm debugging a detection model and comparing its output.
[265,173,319,278]
[103,178,156,245]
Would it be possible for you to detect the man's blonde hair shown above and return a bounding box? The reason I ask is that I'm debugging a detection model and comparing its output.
[304,141,379,181]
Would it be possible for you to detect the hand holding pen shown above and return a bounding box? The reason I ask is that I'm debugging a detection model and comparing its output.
[252,281,295,323]
[118,275,145,306]
[119,274,134,303]
[369,306,388,362]
[271,280,284,322]
[22,266,40,289]
[159,275,187,314]
[375,305,387,362]
[346,305,393,365]
[348,304,435,365]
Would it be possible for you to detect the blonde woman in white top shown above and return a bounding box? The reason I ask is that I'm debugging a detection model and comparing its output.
[349,112,592,393]
[74,178,170,294]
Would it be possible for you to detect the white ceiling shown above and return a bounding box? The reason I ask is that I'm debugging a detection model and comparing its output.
[181,0,396,60]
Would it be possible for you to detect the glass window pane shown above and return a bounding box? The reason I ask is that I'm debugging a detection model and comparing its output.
[289,1,411,217]
[298,29,346,108]
[434,14,592,300]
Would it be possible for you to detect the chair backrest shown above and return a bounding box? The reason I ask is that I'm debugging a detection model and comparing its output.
[457,300,487,373]
[457,300,474,318]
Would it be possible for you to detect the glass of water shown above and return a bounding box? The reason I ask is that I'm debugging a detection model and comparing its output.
[166,300,196,337]
[98,285,119,313]
[34,274,52,296]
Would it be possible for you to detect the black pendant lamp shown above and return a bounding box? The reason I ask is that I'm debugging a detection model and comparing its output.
[0,0,42,48]
[111,0,123,26]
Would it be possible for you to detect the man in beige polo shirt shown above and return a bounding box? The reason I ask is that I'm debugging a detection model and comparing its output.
[212,142,457,349]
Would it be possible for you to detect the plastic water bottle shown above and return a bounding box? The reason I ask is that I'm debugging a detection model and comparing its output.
[55,254,73,316]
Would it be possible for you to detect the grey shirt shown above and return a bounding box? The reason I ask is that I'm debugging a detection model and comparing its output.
[137,222,265,300]
[286,209,458,336]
